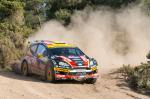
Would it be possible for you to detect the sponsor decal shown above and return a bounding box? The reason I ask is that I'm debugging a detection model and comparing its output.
[54,67,69,72]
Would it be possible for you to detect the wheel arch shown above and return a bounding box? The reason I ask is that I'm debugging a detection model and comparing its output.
[21,59,28,71]
[45,60,55,71]
[21,59,32,74]
[44,60,56,82]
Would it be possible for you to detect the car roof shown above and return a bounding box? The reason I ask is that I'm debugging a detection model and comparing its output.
[29,40,75,48]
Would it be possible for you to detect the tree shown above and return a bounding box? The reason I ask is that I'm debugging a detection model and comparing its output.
[23,0,46,28]
[0,0,24,21]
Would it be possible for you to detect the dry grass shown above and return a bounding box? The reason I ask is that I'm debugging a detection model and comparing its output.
[119,63,150,94]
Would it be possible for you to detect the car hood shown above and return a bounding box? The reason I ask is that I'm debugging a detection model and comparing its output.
[56,55,90,68]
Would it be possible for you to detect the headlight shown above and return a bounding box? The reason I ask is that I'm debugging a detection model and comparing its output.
[58,62,70,68]
[89,58,98,67]
[89,61,94,66]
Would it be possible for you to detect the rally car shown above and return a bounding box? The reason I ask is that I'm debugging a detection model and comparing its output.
[12,40,99,84]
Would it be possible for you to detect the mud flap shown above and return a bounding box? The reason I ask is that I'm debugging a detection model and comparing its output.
[11,62,22,74]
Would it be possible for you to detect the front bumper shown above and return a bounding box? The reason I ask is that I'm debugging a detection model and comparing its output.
[54,67,99,81]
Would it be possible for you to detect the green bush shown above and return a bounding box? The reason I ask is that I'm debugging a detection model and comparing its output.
[55,9,71,25]
[119,63,150,92]
[0,22,33,68]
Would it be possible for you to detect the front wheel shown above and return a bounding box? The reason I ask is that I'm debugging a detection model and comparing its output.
[45,66,55,83]
[84,78,97,84]
[21,61,29,76]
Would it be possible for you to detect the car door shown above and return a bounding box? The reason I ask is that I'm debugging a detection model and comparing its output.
[36,44,49,76]
[29,44,39,74]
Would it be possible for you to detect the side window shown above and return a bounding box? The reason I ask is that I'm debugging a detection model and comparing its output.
[30,44,38,55]
[36,44,47,57]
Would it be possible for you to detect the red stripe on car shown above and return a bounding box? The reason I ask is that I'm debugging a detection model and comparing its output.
[80,56,89,67]
[60,56,77,68]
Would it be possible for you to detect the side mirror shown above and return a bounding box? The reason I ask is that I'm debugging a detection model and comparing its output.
[37,53,43,59]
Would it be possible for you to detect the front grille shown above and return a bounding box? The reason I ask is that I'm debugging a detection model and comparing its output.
[69,72,86,76]
[56,68,96,76]
[69,71,94,76]
[72,67,89,69]
[55,71,67,75]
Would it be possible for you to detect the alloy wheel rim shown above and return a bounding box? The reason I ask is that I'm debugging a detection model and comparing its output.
[23,63,27,75]
[47,68,52,81]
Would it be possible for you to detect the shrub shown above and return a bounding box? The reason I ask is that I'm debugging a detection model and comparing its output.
[119,63,150,93]
[0,22,33,68]
[55,9,71,25]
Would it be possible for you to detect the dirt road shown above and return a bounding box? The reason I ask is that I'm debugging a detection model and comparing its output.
[0,69,149,99]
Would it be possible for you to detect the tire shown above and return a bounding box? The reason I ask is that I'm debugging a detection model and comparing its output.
[45,66,55,83]
[21,61,29,76]
[85,78,97,84]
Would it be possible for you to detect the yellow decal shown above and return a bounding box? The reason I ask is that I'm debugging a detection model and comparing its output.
[54,67,69,72]
[91,67,97,71]
[47,43,74,48]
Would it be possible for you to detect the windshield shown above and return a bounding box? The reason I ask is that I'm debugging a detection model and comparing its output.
[49,47,85,56]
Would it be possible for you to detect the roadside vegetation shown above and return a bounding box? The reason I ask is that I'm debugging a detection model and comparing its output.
[119,52,150,94]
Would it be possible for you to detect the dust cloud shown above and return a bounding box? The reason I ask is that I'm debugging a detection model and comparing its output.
[29,5,150,69]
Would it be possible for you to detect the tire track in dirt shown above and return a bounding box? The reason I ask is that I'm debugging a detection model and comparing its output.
[0,69,149,99]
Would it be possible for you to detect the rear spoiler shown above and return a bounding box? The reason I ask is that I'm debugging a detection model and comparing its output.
[27,40,45,45]
[28,40,66,45]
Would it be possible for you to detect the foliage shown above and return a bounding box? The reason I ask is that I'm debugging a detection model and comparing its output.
[0,22,32,67]
[45,0,137,24]
[55,9,71,25]
[119,63,150,93]
[0,0,24,20]
[24,0,46,28]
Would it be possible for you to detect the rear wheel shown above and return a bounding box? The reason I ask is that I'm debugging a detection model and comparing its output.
[21,61,28,76]
[46,66,55,83]
[85,78,97,84]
